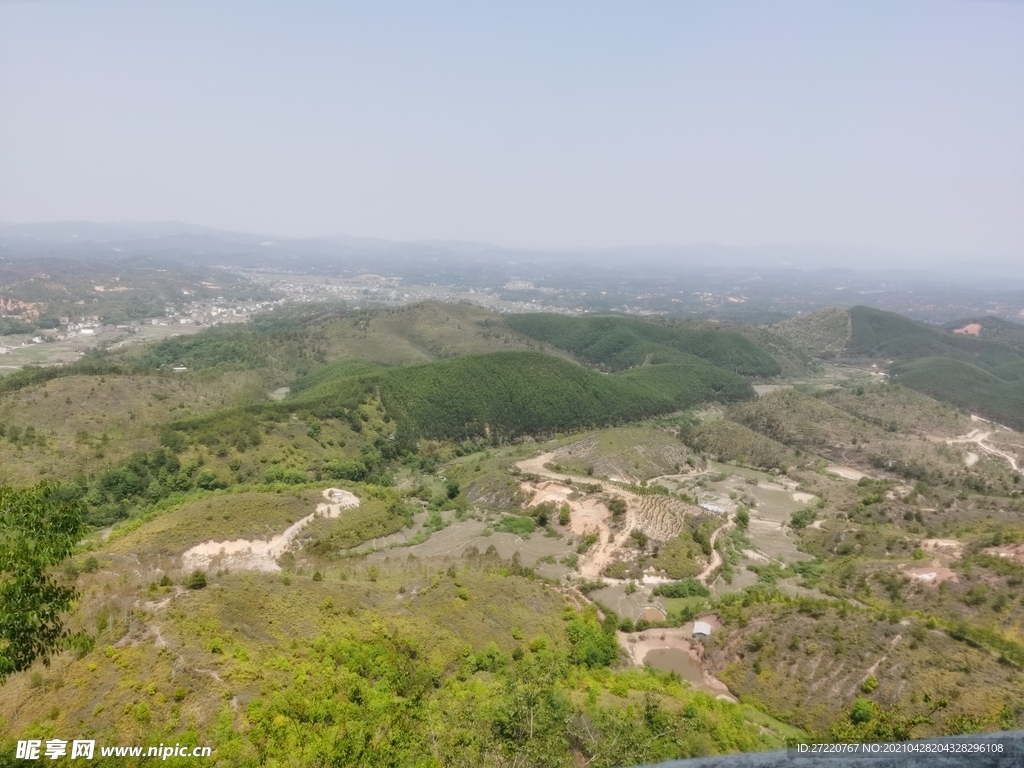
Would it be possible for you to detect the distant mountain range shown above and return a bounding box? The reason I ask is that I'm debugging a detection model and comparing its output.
[0,221,1019,281]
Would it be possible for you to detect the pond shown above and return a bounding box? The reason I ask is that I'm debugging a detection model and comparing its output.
[643,647,704,685]
[642,606,666,622]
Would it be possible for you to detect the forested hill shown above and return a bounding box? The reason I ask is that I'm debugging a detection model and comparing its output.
[374,351,753,440]
[505,313,782,377]
[772,305,1024,430]
[773,305,1021,367]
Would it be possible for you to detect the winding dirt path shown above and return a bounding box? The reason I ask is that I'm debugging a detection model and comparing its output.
[181,488,360,572]
[946,428,1020,472]
[517,453,632,579]
[516,451,732,582]
[696,513,735,586]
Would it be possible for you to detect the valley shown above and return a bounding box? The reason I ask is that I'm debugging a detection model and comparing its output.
[2,299,1024,766]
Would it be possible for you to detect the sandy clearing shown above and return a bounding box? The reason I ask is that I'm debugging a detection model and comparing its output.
[982,543,1024,565]
[753,384,791,396]
[180,488,359,572]
[954,323,982,337]
[825,466,869,481]
[900,560,958,586]
[920,538,964,560]
[965,452,979,467]
[568,498,617,579]
[792,492,816,503]
[742,549,771,563]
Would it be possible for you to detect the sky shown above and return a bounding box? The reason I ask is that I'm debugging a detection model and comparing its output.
[0,1,1022,260]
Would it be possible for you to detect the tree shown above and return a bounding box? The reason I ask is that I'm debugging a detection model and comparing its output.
[0,482,85,681]
[736,508,750,529]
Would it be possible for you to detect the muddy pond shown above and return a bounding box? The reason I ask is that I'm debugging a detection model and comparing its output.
[642,606,667,622]
[643,648,704,685]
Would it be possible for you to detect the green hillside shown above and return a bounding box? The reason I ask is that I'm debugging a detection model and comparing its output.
[104,301,566,381]
[847,306,1019,367]
[992,359,1024,382]
[506,313,782,377]
[772,306,1023,370]
[891,357,1024,430]
[375,351,754,441]
[941,315,1024,355]
[770,307,852,358]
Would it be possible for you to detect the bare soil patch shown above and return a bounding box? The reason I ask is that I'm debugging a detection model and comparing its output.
[899,561,959,586]
[920,538,964,560]
[181,488,359,572]
[982,544,1024,565]
[825,465,869,481]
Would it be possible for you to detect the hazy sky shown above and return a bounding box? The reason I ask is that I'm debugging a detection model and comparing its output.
[1,1,1021,257]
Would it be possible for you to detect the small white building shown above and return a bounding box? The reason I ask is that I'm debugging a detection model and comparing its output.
[693,621,712,639]
[0,345,10,355]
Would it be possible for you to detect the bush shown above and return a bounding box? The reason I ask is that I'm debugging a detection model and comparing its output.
[606,497,627,517]
[849,698,875,724]
[558,503,570,526]
[652,578,710,599]
[497,515,536,537]
[184,570,207,590]
[790,508,817,529]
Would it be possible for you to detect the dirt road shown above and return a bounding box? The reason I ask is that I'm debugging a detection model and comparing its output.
[181,488,360,572]
[517,451,732,582]
[947,428,1020,472]
[696,514,734,585]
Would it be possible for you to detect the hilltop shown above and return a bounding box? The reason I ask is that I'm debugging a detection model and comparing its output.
[771,305,1024,430]
[507,313,783,377]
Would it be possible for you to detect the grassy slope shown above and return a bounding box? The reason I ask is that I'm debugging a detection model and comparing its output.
[543,423,696,483]
[707,598,1024,735]
[110,301,568,378]
[891,357,1024,430]
[726,388,973,482]
[681,417,799,471]
[105,489,325,558]
[991,359,1024,383]
[772,306,1024,371]
[0,502,788,765]
[506,313,782,377]
[673,320,817,378]
[770,308,852,358]
[0,371,267,487]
